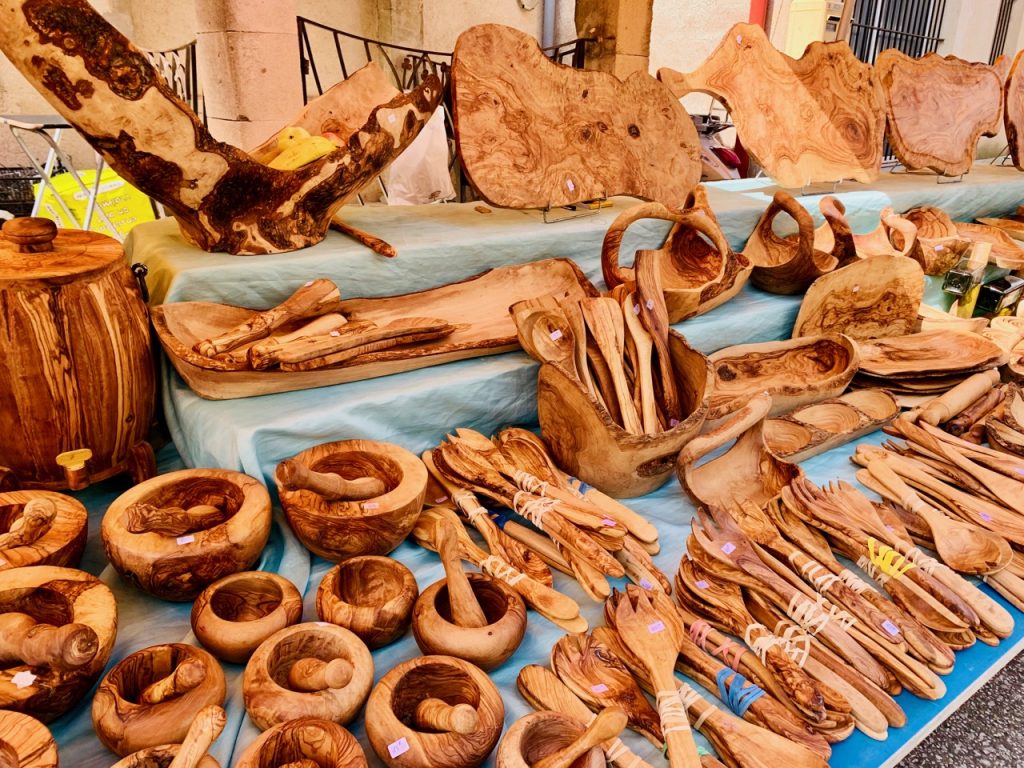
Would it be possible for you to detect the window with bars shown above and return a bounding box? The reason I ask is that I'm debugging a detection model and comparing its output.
[848,0,947,65]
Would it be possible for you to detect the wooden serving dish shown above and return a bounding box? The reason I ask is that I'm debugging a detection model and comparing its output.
[152,259,597,399]
[191,571,303,663]
[0,491,87,570]
[0,711,57,768]
[102,469,272,601]
[365,655,504,768]
[243,622,374,731]
[856,330,1005,379]
[92,643,226,756]
[235,717,367,768]
[537,332,712,498]
[953,222,1024,269]
[889,207,966,276]
[0,565,117,722]
[707,334,860,422]
[496,711,605,768]
[316,556,418,648]
[277,440,427,562]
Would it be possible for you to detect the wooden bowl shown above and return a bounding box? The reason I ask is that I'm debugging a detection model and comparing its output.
[0,565,117,722]
[412,572,526,670]
[234,717,368,768]
[497,711,604,768]
[92,643,227,756]
[191,571,303,663]
[0,491,87,570]
[276,440,427,562]
[0,711,58,768]
[102,469,272,601]
[111,745,219,768]
[243,622,374,731]
[365,655,503,768]
[537,332,712,497]
[316,556,418,648]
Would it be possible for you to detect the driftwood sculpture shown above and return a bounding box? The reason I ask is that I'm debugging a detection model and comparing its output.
[0,0,441,255]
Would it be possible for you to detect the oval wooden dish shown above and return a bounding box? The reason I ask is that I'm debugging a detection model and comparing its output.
[0,491,88,569]
[234,717,367,768]
[102,468,272,601]
[276,440,427,562]
[316,556,418,648]
[0,710,58,768]
[365,655,504,768]
[243,622,374,731]
[707,334,859,422]
[537,332,713,498]
[92,643,227,756]
[191,571,303,663]
[0,565,117,723]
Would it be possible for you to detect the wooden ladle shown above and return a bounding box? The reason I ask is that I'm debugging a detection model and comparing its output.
[527,311,579,376]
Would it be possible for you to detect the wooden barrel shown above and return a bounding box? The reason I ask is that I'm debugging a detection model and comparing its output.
[0,218,155,490]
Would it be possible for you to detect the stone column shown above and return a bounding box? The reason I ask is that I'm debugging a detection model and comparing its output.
[575,0,654,78]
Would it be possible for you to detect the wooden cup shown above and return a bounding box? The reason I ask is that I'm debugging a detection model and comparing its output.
[234,717,368,768]
[496,711,605,768]
[0,491,88,570]
[316,556,418,648]
[0,711,58,768]
[191,571,303,663]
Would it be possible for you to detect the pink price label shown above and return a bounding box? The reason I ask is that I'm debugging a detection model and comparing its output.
[640,579,653,590]
[721,542,736,555]
[881,620,900,637]
[592,683,609,693]
[648,620,665,633]
[388,738,410,758]
[696,580,710,589]
[435,496,448,504]
[550,330,563,341]
[602,518,616,526]
[980,511,993,522]
[645,299,655,310]
[669,418,680,428]
[176,534,195,545]
[633,303,641,315]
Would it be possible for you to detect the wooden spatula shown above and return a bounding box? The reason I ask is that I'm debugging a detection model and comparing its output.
[635,250,683,422]
[582,297,643,434]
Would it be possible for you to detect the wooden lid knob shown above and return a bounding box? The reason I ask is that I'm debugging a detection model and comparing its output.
[1,218,57,253]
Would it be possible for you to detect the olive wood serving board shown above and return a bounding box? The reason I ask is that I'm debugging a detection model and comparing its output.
[658,23,884,188]
[153,259,597,399]
[451,24,700,209]
[856,330,1006,378]
[1004,49,1024,170]
[876,50,1004,176]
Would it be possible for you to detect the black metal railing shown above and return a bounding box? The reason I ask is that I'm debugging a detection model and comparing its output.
[143,40,203,120]
[991,0,1018,64]
[848,0,947,64]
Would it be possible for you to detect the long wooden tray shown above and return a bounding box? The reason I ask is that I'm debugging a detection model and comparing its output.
[152,259,597,399]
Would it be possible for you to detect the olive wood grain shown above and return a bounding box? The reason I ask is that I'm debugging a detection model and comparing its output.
[234,718,367,768]
[316,556,417,648]
[276,459,386,501]
[496,711,604,768]
[123,503,225,536]
[917,370,1003,425]
[246,314,349,368]
[0,493,86,569]
[168,704,225,768]
[856,330,1004,379]
[287,658,354,692]
[0,711,57,768]
[414,698,480,735]
[534,707,627,768]
[139,658,205,704]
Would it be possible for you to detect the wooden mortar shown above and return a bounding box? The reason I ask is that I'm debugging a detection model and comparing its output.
[365,655,504,768]
[0,566,117,722]
[191,572,303,663]
[0,711,58,768]
[110,747,219,768]
[275,440,427,561]
[316,556,418,648]
[496,711,607,768]
[102,469,272,601]
[234,717,368,768]
[243,622,374,731]
[92,644,227,756]
[0,492,87,570]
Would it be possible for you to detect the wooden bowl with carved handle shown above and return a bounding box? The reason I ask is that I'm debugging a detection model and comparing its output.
[316,556,418,648]
[496,711,606,768]
[0,492,87,570]
[0,711,58,768]
[234,717,368,768]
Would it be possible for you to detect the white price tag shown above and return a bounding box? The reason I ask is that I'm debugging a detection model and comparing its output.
[176,535,195,545]
[721,542,736,555]
[648,620,665,634]
[592,683,609,693]
[881,620,900,637]
[550,330,563,341]
[388,738,410,758]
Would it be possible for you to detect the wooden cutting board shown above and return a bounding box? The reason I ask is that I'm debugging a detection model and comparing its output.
[658,23,884,188]
[1005,50,1024,170]
[857,330,1006,378]
[451,24,700,209]
[876,50,1003,176]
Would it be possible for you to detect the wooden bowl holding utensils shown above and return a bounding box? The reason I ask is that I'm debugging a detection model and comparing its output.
[234,717,368,768]
[102,469,272,601]
[242,622,374,731]
[110,703,225,768]
[0,491,87,570]
[191,571,303,663]
[496,707,628,768]
[0,710,58,768]
[0,565,117,723]
[316,556,418,648]
[365,655,504,768]
[92,644,227,756]
[276,440,427,561]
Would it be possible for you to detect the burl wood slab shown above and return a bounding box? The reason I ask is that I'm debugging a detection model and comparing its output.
[876,50,1003,176]
[1004,50,1024,170]
[452,24,700,209]
[0,0,441,255]
[658,23,884,188]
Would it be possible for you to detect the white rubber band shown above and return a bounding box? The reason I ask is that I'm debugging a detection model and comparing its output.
[838,567,869,593]
[656,689,691,735]
[676,686,712,732]
[513,492,557,531]
[479,555,526,586]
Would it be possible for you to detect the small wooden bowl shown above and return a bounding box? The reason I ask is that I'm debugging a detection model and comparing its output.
[191,571,303,663]
[102,468,272,601]
[0,565,117,722]
[235,717,368,768]
[92,643,227,756]
[111,745,220,768]
[0,491,87,570]
[276,440,427,562]
[497,711,604,768]
[243,622,374,731]
[412,573,526,670]
[0,711,58,768]
[537,332,712,498]
[365,655,503,768]
[316,556,418,648]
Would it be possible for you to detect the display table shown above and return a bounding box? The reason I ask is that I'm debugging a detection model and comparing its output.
[46,165,1023,767]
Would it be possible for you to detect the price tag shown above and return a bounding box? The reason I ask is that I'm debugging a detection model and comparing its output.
[640,579,653,590]
[645,299,655,311]
[435,496,448,504]
[566,179,575,192]
[721,542,736,555]
[601,518,616,526]
[11,670,35,689]
[881,620,900,637]
[388,114,397,124]
[388,738,410,758]
[979,511,993,522]
[362,502,380,511]
[176,534,195,545]
[550,329,563,341]
[330,330,341,337]
[592,683,609,693]
[633,302,641,315]
[648,620,665,634]
[303,280,314,287]
[669,419,680,428]
[696,580,710,589]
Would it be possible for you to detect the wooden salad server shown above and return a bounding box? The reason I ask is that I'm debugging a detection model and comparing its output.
[621,292,659,435]
[0,612,98,671]
[531,707,628,768]
[555,294,601,401]
[276,458,385,500]
[248,318,377,369]
[278,320,457,372]
[244,313,349,365]
[516,665,655,768]
[582,297,644,434]
[635,249,683,422]
[122,503,225,536]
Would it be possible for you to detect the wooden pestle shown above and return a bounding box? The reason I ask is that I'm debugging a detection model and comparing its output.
[140,658,207,704]
[123,503,225,536]
[276,459,385,501]
[168,704,226,768]
[946,386,1005,436]
[0,498,56,549]
[414,697,480,734]
[916,369,1001,425]
[532,706,627,768]
[287,657,354,692]
[0,612,98,670]
[436,520,489,628]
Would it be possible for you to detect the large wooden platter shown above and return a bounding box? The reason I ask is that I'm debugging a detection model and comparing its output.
[876,50,1003,176]
[856,330,1006,378]
[153,259,597,399]
[658,23,884,188]
[451,24,700,209]
[1004,50,1024,170]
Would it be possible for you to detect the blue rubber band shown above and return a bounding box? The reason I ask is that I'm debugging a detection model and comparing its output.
[488,511,511,529]
[567,476,592,494]
[716,668,766,718]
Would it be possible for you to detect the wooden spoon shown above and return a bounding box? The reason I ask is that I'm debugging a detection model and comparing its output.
[622,291,659,434]
[556,294,601,401]
[533,706,628,768]
[582,297,643,434]
[635,248,682,422]
[528,311,580,376]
